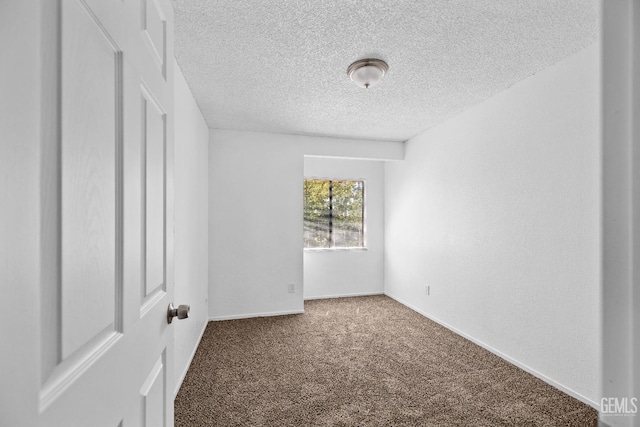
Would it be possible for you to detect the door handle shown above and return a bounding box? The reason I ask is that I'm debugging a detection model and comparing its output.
[167,303,190,324]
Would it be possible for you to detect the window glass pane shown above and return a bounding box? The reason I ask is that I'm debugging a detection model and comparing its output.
[331,180,364,248]
[303,179,364,249]
[303,180,331,248]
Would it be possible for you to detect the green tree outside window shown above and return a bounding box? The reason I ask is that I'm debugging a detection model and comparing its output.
[303,179,364,248]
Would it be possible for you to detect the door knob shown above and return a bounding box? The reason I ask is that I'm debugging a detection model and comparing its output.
[167,303,190,324]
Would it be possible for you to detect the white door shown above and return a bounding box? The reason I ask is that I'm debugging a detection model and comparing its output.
[1,0,176,425]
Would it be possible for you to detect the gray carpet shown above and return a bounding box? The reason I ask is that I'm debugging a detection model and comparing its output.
[175,295,597,426]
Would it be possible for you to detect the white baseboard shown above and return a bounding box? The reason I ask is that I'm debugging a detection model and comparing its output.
[174,319,208,397]
[304,291,384,300]
[384,292,600,410]
[209,309,304,321]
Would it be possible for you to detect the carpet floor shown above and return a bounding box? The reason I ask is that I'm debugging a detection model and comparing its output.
[175,295,597,426]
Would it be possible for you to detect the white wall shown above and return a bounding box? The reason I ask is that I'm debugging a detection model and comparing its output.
[209,131,304,320]
[173,61,209,395]
[209,129,402,320]
[384,43,601,406]
[303,157,385,299]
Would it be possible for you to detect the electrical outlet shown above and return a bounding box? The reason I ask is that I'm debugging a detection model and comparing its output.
[288,283,296,293]
[425,285,430,295]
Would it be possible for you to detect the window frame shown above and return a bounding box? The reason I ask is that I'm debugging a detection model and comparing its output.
[303,177,367,251]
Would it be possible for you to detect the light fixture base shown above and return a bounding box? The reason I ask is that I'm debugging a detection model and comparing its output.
[347,58,389,89]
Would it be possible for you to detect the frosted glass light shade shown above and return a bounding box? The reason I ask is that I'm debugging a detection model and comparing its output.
[347,58,389,89]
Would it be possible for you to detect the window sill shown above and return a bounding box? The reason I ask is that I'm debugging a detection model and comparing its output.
[304,247,368,252]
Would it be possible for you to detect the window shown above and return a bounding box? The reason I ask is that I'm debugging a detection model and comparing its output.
[304,179,364,249]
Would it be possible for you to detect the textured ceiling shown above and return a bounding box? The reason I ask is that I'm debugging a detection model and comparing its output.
[173,0,599,142]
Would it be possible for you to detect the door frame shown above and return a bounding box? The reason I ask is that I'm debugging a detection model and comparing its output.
[601,1,640,426]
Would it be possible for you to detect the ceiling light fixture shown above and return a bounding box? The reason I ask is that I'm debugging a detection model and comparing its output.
[347,58,389,89]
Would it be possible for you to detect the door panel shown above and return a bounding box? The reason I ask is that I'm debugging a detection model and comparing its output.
[141,0,168,77]
[61,0,121,360]
[142,85,167,303]
[140,354,167,427]
[35,0,175,425]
